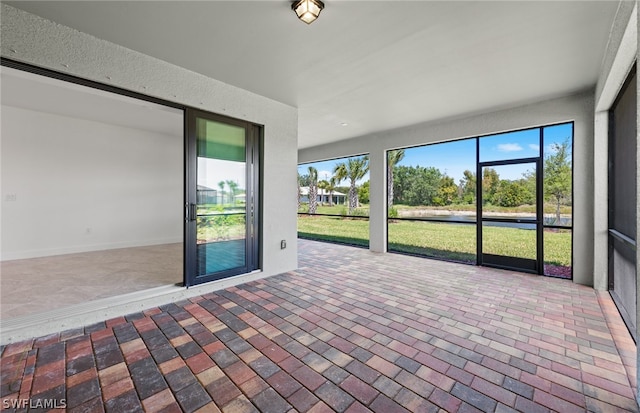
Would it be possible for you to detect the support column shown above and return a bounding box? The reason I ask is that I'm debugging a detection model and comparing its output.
[369,147,387,253]
[593,111,609,291]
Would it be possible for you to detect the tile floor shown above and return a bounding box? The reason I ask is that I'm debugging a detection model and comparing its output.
[1,239,637,412]
[1,244,183,319]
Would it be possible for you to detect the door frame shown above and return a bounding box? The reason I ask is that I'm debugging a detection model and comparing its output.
[184,108,261,287]
[476,156,544,274]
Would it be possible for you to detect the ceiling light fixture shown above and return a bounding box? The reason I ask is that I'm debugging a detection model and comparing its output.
[292,0,324,25]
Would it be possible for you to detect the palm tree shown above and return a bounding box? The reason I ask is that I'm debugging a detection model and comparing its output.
[387,149,405,208]
[218,181,226,204]
[307,166,319,214]
[318,180,329,205]
[333,156,369,214]
[328,177,338,207]
[225,180,238,205]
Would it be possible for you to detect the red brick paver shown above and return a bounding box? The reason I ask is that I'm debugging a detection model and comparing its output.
[1,239,637,412]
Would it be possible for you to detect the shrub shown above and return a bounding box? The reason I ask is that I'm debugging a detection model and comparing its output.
[351,208,369,217]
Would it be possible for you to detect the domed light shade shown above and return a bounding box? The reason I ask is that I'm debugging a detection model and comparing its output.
[292,0,325,24]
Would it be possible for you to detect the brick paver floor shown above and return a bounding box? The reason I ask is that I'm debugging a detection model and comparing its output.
[1,239,638,412]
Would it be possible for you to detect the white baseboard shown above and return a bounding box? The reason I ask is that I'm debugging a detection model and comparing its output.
[1,238,183,261]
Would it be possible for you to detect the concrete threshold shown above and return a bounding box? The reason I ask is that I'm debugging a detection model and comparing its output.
[0,270,266,344]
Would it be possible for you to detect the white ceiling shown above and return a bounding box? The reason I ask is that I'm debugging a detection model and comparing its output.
[1,66,184,136]
[5,1,619,149]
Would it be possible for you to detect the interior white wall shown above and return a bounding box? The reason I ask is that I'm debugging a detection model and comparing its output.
[300,92,595,286]
[1,105,182,260]
[0,4,298,277]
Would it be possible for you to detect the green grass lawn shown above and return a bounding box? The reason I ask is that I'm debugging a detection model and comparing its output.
[297,215,369,247]
[297,215,572,268]
[388,220,476,262]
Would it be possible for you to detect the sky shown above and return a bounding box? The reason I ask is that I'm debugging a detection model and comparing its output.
[298,123,573,184]
[198,158,245,191]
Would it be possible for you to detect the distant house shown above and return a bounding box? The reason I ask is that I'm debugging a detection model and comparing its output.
[299,186,346,205]
[197,185,218,204]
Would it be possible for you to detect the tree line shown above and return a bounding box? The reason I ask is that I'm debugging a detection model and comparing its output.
[391,165,537,208]
[298,140,571,222]
[389,140,572,222]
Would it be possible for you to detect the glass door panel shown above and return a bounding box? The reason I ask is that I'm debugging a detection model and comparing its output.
[479,160,541,273]
[196,118,247,276]
[186,109,259,286]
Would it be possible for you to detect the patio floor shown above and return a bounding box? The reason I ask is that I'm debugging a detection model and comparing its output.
[1,239,637,412]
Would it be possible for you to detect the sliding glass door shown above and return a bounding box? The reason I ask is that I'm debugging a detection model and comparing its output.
[185,109,260,286]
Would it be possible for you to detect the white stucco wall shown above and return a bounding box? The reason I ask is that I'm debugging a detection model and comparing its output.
[0,4,298,278]
[300,92,595,286]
